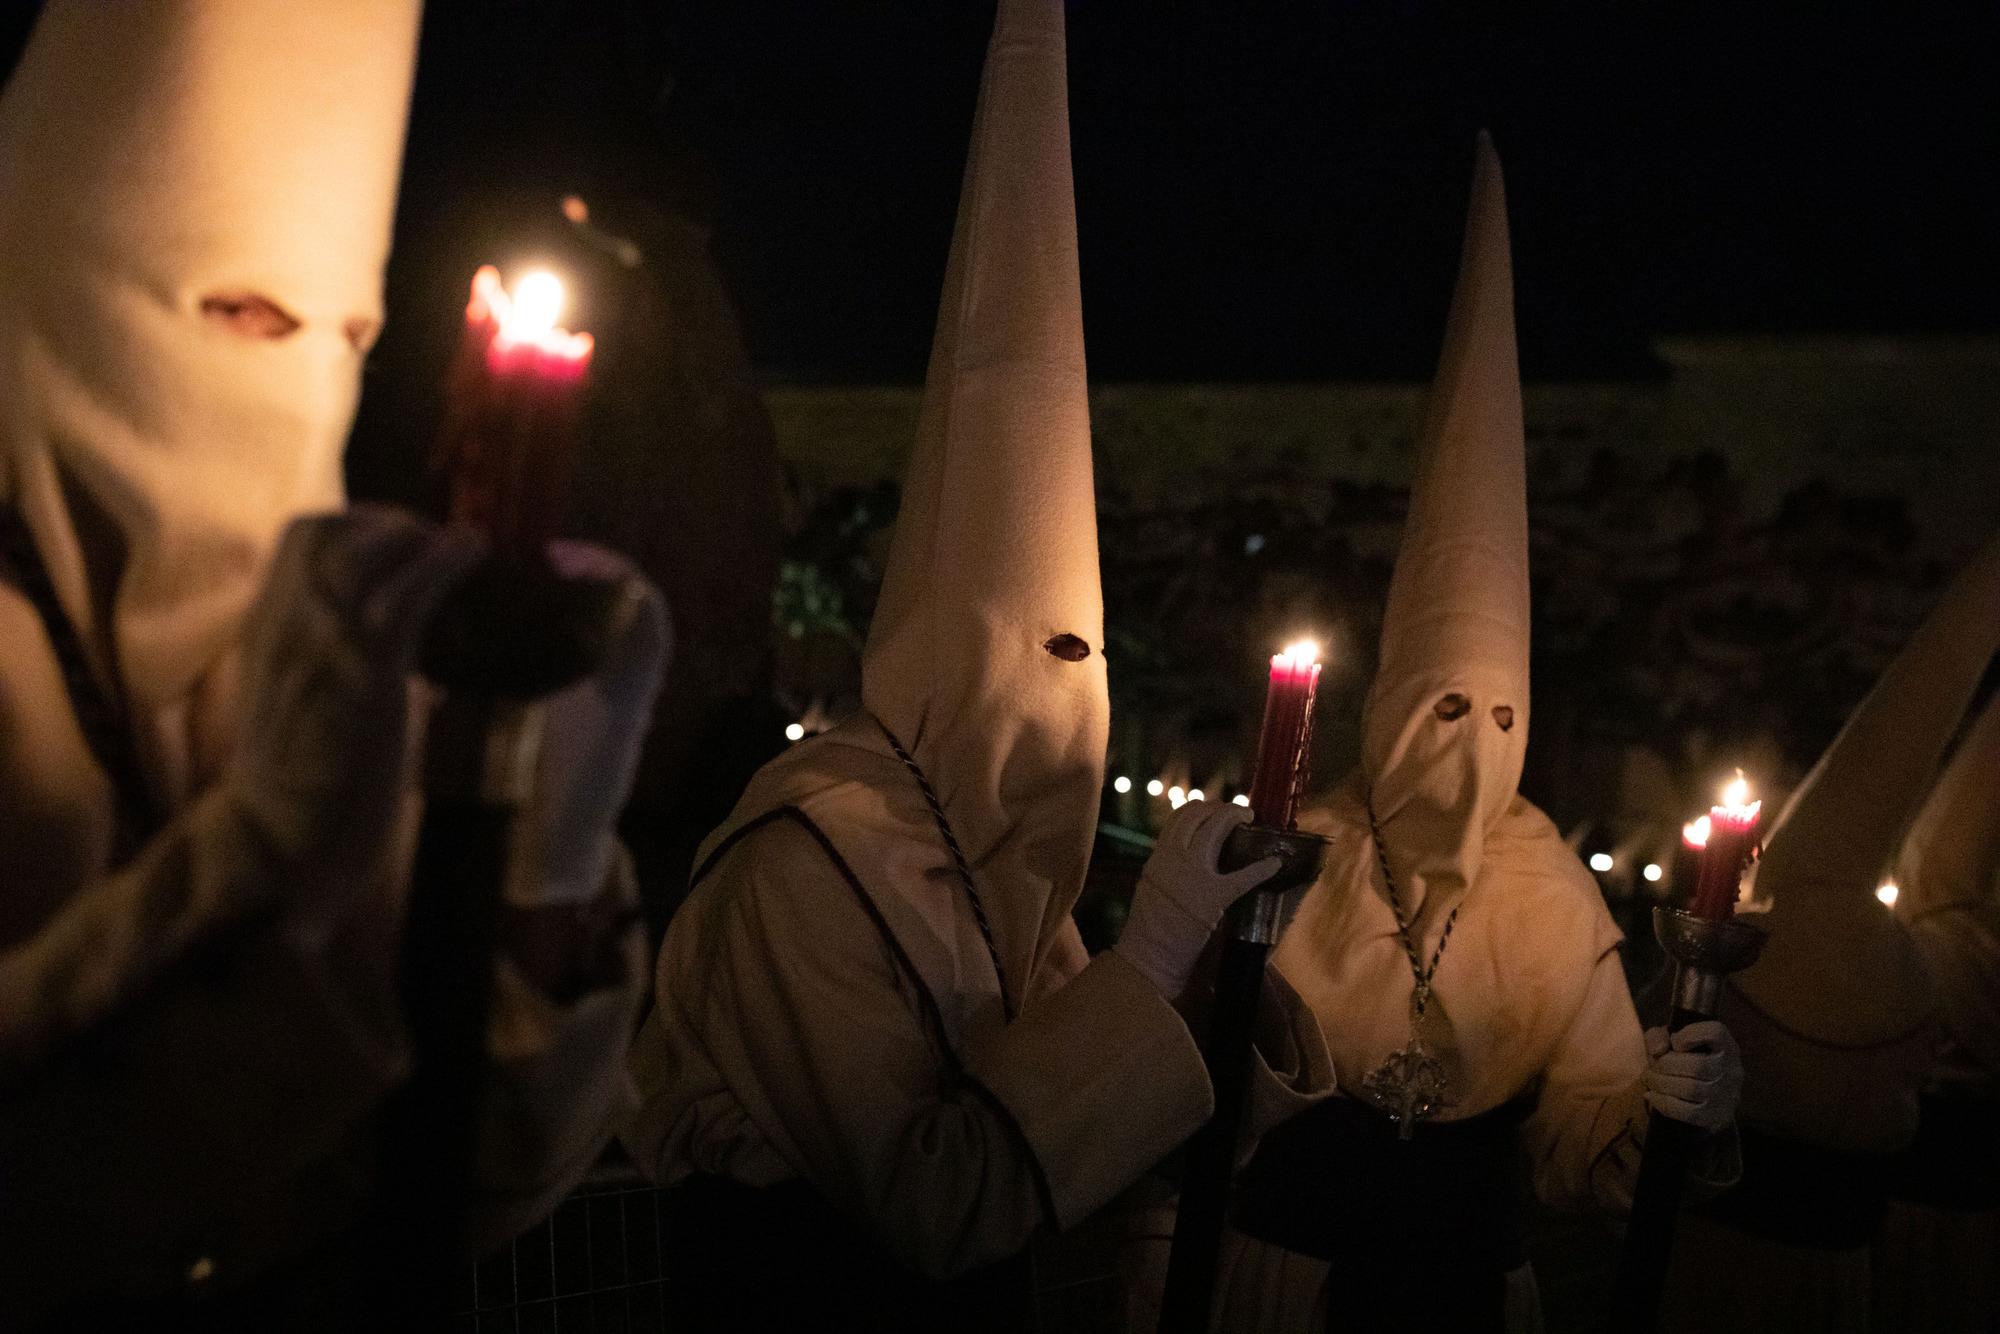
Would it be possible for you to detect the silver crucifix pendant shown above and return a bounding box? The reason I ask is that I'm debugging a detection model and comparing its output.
[1360,1040,1449,1140]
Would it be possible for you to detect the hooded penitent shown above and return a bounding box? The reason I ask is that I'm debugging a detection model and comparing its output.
[703,0,1104,1005]
[1727,536,2000,1142]
[1896,692,2000,1079]
[1272,136,1637,1148]
[0,0,421,806]
[1359,131,1530,926]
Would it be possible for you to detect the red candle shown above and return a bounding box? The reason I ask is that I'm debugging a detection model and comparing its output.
[1247,640,1322,830]
[437,265,595,560]
[1682,773,1762,920]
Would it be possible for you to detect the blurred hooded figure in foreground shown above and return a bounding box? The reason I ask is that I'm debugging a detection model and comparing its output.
[1663,536,2000,1334]
[1130,136,1744,1334]
[0,1,664,1324]
[623,1,1333,1327]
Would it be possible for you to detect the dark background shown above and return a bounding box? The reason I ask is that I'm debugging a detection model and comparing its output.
[379,2,2000,382]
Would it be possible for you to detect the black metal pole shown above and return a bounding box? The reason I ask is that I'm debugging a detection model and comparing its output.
[1158,826,1327,1334]
[1157,925,1273,1334]
[1606,1004,1706,1334]
[1605,907,1765,1334]
[364,557,631,1325]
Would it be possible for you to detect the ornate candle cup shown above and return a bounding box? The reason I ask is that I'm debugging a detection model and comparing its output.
[1219,825,1331,944]
[1653,905,1769,1019]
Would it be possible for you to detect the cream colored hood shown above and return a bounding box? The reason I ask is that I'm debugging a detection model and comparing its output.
[1896,690,2000,924]
[1361,133,1529,927]
[0,0,422,804]
[856,0,1106,995]
[1736,536,2000,1045]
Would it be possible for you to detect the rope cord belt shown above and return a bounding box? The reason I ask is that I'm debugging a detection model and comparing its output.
[872,715,1016,1021]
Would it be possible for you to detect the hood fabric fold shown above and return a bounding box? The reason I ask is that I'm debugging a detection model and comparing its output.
[1896,689,2000,924]
[1736,535,2000,1046]
[0,0,422,804]
[1361,132,1529,925]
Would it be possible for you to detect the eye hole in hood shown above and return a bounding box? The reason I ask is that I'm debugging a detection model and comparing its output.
[1433,692,1471,721]
[1043,633,1091,662]
[199,291,301,341]
[1492,704,1515,732]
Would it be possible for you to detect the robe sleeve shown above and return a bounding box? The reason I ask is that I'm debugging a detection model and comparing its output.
[468,851,647,1249]
[0,796,643,1312]
[1522,942,1651,1213]
[1173,943,1338,1153]
[640,821,1214,1280]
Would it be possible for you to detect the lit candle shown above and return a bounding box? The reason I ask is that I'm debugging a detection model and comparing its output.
[1246,639,1322,830]
[438,265,595,560]
[1682,772,1761,920]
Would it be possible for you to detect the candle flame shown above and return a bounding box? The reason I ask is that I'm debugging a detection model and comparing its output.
[508,270,566,341]
[1876,881,1899,907]
[470,264,594,362]
[1281,638,1321,665]
[1683,815,1713,849]
[1720,771,1751,810]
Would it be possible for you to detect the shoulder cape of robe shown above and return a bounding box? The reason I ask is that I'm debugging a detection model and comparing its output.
[625,716,1335,1282]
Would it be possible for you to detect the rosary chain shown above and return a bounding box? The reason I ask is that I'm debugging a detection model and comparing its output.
[1367,799,1458,1020]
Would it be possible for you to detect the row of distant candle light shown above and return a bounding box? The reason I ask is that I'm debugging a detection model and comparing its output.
[776,731,1900,908]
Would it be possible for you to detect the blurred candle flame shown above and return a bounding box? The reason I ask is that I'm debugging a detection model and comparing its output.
[470,264,594,363]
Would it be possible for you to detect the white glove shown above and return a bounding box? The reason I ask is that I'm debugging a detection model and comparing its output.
[509,540,669,907]
[1643,1019,1744,1134]
[1114,800,1281,1000]
[230,506,485,920]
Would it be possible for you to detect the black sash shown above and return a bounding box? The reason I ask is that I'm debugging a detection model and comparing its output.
[1235,1094,1534,1334]
[0,505,160,861]
[1690,1124,1895,1249]
[1889,1088,2000,1213]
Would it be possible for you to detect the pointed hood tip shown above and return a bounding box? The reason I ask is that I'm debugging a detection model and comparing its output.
[1359,131,1529,914]
[858,0,1103,990]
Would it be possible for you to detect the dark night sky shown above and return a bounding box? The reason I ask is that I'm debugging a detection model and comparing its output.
[8,3,1999,382]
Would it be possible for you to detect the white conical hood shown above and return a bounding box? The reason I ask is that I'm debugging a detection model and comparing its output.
[1360,133,1529,923]
[858,0,1104,992]
[1737,535,2000,1044]
[0,0,422,803]
[1897,690,2000,922]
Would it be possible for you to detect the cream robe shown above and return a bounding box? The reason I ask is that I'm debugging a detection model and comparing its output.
[1120,780,1653,1333]
[625,722,1333,1288]
[0,580,645,1319]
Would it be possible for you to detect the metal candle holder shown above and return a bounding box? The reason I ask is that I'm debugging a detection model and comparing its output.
[1159,823,1330,1334]
[1606,906,1768,1334]
[1653,905,1769,1022]
[1220,824,1332,943]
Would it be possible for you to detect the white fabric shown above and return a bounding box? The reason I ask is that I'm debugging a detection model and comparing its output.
[859,0,1106,1000]
[1361,131,1529,924]
[1114,799,1281,1000]
[0,0,420,806]
[508,543,672,907]
[1735,535,2000,1046]
[1642,1020,1743,1133]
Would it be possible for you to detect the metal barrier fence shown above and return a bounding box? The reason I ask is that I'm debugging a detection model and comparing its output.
[452,1158,1122,1332]
[455,1162,672,1334]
